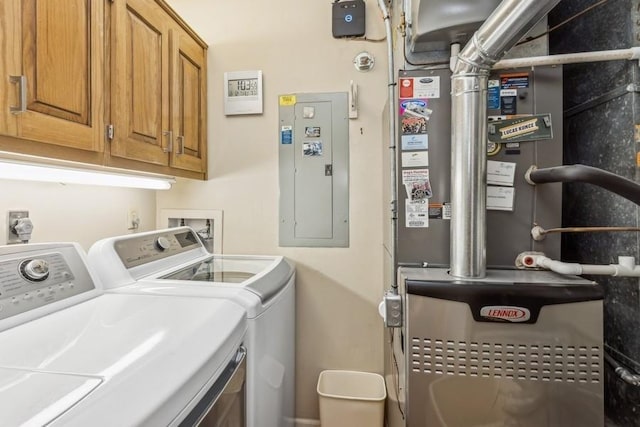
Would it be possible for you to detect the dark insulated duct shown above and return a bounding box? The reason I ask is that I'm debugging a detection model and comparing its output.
[527,164,640,206]
[449,0,562,279]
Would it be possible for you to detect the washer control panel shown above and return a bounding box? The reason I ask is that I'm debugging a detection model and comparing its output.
[0,244,96,321]
[114,228,202,269]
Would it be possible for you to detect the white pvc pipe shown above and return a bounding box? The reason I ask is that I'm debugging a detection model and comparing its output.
[493,47,640,69]
[519,253,640,277]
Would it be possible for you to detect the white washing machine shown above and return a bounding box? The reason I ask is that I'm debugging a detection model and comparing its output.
[0,242,247,426]
[88,227,296,427]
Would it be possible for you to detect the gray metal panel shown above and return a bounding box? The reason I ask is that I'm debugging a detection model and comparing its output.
[396,66,563,268]
[486,66,564,265]
[404,0,502,66]
[294,101,334,239]
[408,0,501,53]
[279,92,349,247]
[397,68,452,266]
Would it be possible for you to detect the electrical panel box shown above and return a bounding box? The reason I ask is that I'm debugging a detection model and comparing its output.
[396,66,563,267]
[279,92,349,247]
[332,0,366,38]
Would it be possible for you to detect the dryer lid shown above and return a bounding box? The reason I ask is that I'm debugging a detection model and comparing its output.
[0,293,247,426]
[0,368,101,426]
[158,255,293,303]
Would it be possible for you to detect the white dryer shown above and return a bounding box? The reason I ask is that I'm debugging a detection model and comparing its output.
[0,242,247,426]
[88,227,296,427]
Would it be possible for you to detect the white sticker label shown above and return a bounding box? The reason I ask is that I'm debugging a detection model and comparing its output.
[487,186,515,211]
[443,203,451,220]
[487,160,516,186]
[402,151,429,167]
[480,306,531,322]
[405,199,429,228]
[401,134,428,150]
[500,89,518,97]
[413,76,440,98]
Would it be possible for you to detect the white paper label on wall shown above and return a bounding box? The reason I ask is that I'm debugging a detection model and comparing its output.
[487,160,516,186]
[406,199,429,228]
[487,186,515,211]
[402,151,429,167]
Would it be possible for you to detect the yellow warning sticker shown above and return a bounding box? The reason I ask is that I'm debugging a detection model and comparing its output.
[279,95,296,106]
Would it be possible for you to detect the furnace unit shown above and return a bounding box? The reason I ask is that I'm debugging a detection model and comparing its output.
[397,267,604,427]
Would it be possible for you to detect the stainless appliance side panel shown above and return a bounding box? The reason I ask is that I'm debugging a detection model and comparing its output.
[406,294,603,426]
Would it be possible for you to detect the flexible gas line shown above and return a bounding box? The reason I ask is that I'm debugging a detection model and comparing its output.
[531,225,640,241]
[605,352,640,387]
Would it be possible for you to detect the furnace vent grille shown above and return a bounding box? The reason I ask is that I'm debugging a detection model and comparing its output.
[410,337,601,383]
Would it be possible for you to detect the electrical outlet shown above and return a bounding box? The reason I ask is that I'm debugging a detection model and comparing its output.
[384,291,403,328]
[127,209,140,231]
[7,211,29,244]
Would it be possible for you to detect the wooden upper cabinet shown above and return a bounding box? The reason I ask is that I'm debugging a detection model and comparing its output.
[0,0,104,152]
[170,27,207,173]
[110,0,207,176]
[0,0,207,178]
[110,0,171,166]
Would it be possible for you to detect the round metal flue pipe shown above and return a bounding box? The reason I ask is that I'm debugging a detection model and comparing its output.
[449,0,562,279]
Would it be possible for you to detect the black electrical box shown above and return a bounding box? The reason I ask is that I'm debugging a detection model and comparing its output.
[332,0,365,38]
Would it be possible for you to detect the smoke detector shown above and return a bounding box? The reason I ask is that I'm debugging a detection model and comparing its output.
[353,52,374,71]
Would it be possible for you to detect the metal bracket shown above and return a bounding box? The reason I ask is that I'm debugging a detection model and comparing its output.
[9,75,26,114]
[7,211,30,244]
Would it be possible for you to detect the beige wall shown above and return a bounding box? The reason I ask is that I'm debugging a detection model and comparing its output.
[0,179,156,251]
[163,0,389,420]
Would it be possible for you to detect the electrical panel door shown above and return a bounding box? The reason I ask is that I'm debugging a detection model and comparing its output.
[279,92,349,247]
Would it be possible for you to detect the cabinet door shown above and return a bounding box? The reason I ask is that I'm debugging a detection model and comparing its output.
[170,27,207,174]
[0,0,104,152]
[0,1,20,137]
[110,0,171,166]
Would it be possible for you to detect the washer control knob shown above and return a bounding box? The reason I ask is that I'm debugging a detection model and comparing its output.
[20,259,50,282]
[155,236,171,251]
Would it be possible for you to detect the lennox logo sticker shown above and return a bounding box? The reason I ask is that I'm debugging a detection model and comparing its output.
[480,306,530,322]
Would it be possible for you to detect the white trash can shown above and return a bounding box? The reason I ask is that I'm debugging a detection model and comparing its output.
[317,370,386,427]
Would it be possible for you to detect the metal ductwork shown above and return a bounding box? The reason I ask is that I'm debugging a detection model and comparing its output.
[450,0,562,278]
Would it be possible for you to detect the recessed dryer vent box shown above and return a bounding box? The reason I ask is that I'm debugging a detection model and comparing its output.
[332,0,365,38]
[157,209,223,254]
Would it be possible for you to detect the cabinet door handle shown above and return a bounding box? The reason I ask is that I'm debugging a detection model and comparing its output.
[162,130,173,153]
[177,135,185,155]
[9,75,27,114]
